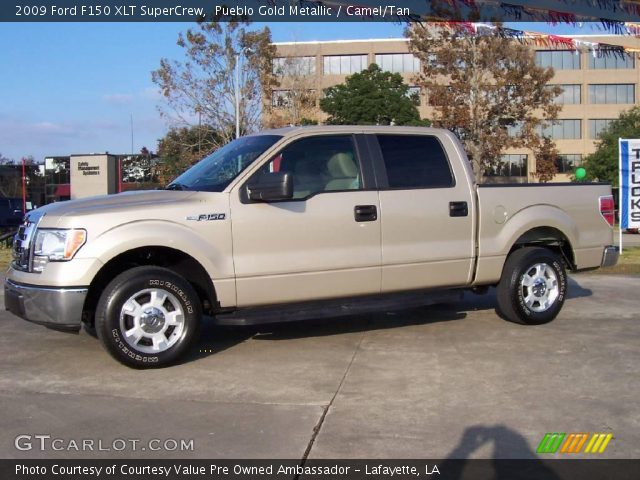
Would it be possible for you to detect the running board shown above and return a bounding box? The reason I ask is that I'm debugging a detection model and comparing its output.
[213,289,463,326]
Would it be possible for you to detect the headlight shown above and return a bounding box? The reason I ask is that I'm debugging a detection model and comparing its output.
[32,229,87,272]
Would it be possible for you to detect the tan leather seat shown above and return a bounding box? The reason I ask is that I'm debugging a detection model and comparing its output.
[325,153,360,191]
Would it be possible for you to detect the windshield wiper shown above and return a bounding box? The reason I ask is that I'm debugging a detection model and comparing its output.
[165,183,185,191]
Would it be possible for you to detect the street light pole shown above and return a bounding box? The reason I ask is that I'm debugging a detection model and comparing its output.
[235,47,253,139]
[235,53,240,139]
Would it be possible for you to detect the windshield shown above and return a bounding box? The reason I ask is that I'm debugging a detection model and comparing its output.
[167,135,282,192]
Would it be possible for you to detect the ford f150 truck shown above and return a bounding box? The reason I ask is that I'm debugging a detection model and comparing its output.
[4,126,619,368]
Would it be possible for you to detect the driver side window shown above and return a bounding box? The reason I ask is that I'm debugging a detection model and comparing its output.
[261,135,361,199]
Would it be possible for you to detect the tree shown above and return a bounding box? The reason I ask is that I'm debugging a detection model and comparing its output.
[407,24,561,183]
[532,137,560,183]
[0,152,13,165]
[267,53,320,127]
[582,106,640,185]
[152,19,277,147]
[319,64,429,126]
[155,125,221,185]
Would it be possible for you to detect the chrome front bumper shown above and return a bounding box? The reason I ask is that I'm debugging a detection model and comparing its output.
[601,245,620,268]
[4,279,87,332]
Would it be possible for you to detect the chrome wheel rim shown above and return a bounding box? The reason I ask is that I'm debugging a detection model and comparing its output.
[119,288,185,354]
[520,263,559,313]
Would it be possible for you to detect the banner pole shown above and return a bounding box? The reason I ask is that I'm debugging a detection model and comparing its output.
[619,138,623,254]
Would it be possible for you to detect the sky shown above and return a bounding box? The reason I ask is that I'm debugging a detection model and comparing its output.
[0,21,610,162]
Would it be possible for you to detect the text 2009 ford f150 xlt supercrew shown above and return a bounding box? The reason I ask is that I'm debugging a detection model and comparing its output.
[4,126,619,368]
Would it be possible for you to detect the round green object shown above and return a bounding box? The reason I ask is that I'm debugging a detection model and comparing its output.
[575,167,587,179]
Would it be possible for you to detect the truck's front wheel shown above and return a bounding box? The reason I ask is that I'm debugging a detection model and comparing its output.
[95,266,202,368]
[496,247,567,325]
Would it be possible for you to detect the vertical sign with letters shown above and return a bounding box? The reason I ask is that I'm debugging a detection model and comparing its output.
[619,139,640,230]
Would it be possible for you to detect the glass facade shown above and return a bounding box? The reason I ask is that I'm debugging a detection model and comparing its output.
[273,56,316,76]
[589,119,614,139]
[535,50,581,70]
[589,53,635,69]
[486,154,528,177]
[555,154,582,173]
[271,89,316,108]
[374,53,420,73]
[536,120,582,139]
[44,156,70,204]
[552,84,581,104]
[323,54,368,75]
[588,84,635,104]
[406,86,421,105]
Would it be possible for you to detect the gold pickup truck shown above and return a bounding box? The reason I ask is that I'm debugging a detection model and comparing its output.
[4,126,618,368]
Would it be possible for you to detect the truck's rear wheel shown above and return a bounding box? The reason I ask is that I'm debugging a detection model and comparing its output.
[95,266,202,368]
[496,247,567,325]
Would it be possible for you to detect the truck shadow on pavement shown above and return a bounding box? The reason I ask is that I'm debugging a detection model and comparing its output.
[183,276,593,364]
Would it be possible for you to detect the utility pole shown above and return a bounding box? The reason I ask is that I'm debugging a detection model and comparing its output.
[130,113,134,154]
[235,47,253,139]
[21,158,26,214]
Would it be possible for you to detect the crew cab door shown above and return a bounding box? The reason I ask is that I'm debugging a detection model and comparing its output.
[229,133,381,307]
[368,133,475,292]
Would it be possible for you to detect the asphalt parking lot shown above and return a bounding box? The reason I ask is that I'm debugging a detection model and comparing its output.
[0,273,638,460]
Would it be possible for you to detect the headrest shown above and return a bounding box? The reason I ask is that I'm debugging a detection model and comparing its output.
[327,152,358,178]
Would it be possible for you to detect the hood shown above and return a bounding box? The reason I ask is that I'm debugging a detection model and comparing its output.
[35,190,198,219]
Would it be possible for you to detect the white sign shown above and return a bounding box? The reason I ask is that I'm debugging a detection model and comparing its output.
[619,139,640,230]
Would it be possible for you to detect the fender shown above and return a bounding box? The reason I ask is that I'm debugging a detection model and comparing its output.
[488,204,577,257]
[475,204,576,285]
[77,220,235,304]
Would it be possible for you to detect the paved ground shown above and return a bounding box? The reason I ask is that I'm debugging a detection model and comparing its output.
[0,274,638,460]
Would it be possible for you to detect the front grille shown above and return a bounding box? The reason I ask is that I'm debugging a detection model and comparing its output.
[12,211,44,272]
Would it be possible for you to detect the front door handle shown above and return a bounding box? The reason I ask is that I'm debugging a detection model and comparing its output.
[449,201,468,217]
[354,205,377,222]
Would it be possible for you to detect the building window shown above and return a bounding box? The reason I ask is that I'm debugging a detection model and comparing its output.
[555,154,582,173]
[486,154,528,177]
[589,53,635,69]
[551,84,581,104]
[589,119,614,139]
[536,120,582,140]
[272,56,315,76]
[406,86,421,106]
[374,53,420,73]
[535,50,580,70]
[323,54,368,75]
[272,90,316,108]
[588,84,635,104]
[272,90,291,108]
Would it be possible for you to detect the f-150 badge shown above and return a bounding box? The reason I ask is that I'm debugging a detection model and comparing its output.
[186,213,226,221]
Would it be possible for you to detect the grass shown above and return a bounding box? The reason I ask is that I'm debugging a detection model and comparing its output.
[0,247,12,272]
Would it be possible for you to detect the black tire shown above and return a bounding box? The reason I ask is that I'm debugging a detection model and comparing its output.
[95,266,202,368]
[496,247,567,325]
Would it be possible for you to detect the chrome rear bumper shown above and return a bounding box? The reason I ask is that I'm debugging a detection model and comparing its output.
[4,279,86,332]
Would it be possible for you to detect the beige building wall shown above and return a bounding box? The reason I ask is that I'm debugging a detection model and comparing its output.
[70,154,117,199]
[270,35,640,182]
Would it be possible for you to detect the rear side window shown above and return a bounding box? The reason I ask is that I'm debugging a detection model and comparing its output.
[376,135,454,189]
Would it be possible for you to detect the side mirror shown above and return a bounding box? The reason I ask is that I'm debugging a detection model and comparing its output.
[247,172,293,202]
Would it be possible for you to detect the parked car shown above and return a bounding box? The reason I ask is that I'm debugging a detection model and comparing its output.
[5,126,618,368]
[0,197,24,228]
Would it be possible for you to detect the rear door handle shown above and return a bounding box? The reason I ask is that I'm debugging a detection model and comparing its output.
[449,201,468,217]
[354,205,377,222]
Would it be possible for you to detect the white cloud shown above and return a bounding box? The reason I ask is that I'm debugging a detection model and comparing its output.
[103,93,134,105]
[140,86,163,101]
